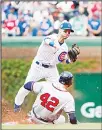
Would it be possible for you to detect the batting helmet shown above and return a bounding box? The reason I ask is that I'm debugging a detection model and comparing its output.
[59,71,73,85]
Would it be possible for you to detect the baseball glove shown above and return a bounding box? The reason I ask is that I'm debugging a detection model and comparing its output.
[68,44,80,62]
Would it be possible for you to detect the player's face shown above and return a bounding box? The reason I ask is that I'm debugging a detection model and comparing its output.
[60,29,71,39]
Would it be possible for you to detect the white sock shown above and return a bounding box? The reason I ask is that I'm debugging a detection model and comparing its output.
[15,86,30,106]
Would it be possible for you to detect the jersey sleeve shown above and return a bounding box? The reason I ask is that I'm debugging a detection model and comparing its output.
[44,37,53,44]
[43,35,60,49]
[43,36,56,48]
[33,82,43,94]
[64,95,75,113]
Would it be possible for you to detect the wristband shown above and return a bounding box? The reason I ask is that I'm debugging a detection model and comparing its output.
[49,41,54,47]
[66,59,71,64]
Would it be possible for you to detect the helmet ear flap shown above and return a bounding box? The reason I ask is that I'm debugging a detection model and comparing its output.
[59,76,65,85]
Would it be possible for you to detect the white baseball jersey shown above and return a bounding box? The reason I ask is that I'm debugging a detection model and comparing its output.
[24,34,69,84]
[31,81,75,122]
[34,34,69,66]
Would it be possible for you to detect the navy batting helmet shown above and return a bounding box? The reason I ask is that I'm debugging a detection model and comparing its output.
[59,71,73,85]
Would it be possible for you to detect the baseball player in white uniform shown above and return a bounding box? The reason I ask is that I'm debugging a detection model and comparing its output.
[14,20,80,111]
[16,71,77,124]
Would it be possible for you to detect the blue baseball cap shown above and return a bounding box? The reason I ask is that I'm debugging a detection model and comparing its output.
[60,21,74,32]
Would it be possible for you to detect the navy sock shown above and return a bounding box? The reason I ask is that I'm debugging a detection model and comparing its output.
[24,81,34,91]
[14,104,20,109]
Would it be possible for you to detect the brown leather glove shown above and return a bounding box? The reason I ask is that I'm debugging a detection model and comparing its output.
[68,44,80,62]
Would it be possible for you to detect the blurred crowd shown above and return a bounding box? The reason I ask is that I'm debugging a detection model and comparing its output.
[2,1,102,37]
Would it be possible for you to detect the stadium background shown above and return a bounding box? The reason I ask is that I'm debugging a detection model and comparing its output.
[1,0,102,128]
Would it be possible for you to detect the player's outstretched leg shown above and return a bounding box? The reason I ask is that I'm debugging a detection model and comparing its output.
[14,81,34,112]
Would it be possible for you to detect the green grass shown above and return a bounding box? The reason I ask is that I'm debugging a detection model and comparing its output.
[57,59,99,73]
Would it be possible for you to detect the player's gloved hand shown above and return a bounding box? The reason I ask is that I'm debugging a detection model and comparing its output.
[68,44,80,62]
[14,104,21,112]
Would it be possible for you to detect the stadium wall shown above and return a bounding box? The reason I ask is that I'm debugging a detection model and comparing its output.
[2,37,101,59]
[74,73,102,122]
[2,36,101,47]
